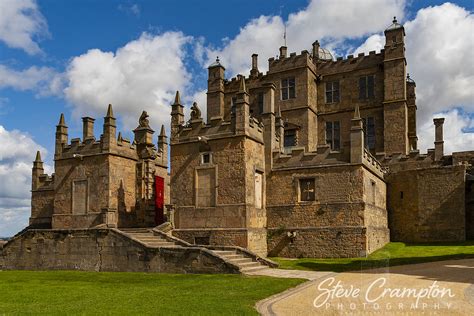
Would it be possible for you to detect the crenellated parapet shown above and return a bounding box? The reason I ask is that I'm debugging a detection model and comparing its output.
[53,105,167,168]
[317,50,384,76]
[267,49,316,75]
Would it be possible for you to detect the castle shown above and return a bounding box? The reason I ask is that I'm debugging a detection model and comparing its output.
[1,18,472,272]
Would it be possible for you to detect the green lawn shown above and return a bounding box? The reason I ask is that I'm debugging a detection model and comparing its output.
[273,241,474,273]
[0,271,304,315]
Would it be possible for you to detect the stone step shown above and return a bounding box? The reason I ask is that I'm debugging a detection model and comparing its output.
[145,243,176,247]
[240,266,268,273]
[134,236,167,241]
[236,261,261,268]
[222,254,246,260]
[120,228,152,232]
[212,250,236,256]
[227,257,254,264]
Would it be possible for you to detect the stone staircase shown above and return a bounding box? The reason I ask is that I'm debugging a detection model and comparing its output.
[211,250,269,273]
[119,228,272,273]
[119,228,179,248]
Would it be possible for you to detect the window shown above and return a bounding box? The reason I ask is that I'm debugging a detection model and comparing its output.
[201,153,211,164]
[281,77,296,100]
[363,117,376,150]
[325,81,340,103]
[359,75,375,99]
[299,179,315,202]
[257,92,264,114]
[284,130,297,147]
[326,121,340,151]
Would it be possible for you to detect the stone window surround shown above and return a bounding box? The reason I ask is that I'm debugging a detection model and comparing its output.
[359,74,375,100]
[292,174,318,204]
[325,120,341,152]
[325,80,340,104]
[200,152,212,165]
[194,164,218,208]
[71,178,89,215]
[280,77,296,101]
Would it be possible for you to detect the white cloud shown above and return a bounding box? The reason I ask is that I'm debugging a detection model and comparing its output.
[0,64,62,96]
[354,3,474,153]
[0,125,51,236]
[418,109,474,154]
[64,31,193,131]
[0,0,49,55]
[199,0,405,77]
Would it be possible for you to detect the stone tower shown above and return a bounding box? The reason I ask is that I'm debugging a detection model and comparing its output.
[383,17,409,155]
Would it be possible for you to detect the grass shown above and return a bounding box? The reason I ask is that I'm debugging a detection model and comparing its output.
[273,241,474,273]
[0,271,304,315]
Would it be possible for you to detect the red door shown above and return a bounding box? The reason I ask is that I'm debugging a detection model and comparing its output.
[155,176,165,225]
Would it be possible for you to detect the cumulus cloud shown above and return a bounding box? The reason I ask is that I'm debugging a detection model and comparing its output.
[199,0,405,76]
[354,3,474,153]
[0,125,51,236]
[0,64,63,96]
[418,109,474,154]
[64,31,193,131]
[0,0,49,55]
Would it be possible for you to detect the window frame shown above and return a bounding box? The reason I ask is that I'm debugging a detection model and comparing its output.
[298,178,316,202]
[362,117,376,150]
[200,152,212,165]
[325,81,340,104]
[284,129,297,148]
[325,121,341,151]
[359,75,375,100]
[281,77,296,100]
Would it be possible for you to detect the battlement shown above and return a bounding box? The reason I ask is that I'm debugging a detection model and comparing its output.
[267,49,315,74]
[55,105,167,165]
[318,50,384,76]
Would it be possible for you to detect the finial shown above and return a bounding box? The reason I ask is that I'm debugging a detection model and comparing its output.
[238,75,247,93]
[35,150,42,162]
[276,104,282,118]
[354,105,361,119]
[393,16,397,23]
[106,104,114,117]
[173,90,181,105]
[58,113,66,126]
[159,125,166,137]
[117,132,122,142]
[216,56,220,63]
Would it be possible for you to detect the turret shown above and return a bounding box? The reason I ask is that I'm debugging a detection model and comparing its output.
[170,91,185,142]
[234,75,250,134]
[55,113,68,159]
[350,105,364,164]
[207,57,225,122]
[158,124,168,166]
[32,150,44,190]
[102,104,116,150]
[383,16,409,155]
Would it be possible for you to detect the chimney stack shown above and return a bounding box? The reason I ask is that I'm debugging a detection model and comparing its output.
[312,40,320,60]
[279,46,287,59]
[82,117,95,141]
[250,54,259,77]
[433,117,445,161]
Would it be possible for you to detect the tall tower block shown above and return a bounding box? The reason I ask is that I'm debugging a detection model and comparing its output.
[383,17,409,155]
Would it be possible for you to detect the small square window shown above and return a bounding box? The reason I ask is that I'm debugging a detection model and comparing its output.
[299,179,315,202]
[201,153,211,164]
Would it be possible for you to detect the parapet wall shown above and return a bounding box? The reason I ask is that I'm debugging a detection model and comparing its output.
[0,229,239,274]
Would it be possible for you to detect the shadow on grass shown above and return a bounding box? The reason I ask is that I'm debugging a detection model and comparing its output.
[294,253,474,273]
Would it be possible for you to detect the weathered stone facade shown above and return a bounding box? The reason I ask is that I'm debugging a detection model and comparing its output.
[3,17,472,271]
[168,17,473,258]
[30,105,170,230]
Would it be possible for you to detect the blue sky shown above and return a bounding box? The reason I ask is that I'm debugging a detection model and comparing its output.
[0,0,473,236]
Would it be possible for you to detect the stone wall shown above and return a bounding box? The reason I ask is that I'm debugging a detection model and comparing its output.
[30,189,54,227]
[267,227,367,258]
[0,229,239,274]
[387,165,466,242]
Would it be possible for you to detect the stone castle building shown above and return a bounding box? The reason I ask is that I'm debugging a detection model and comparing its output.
[1,18,472,273]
